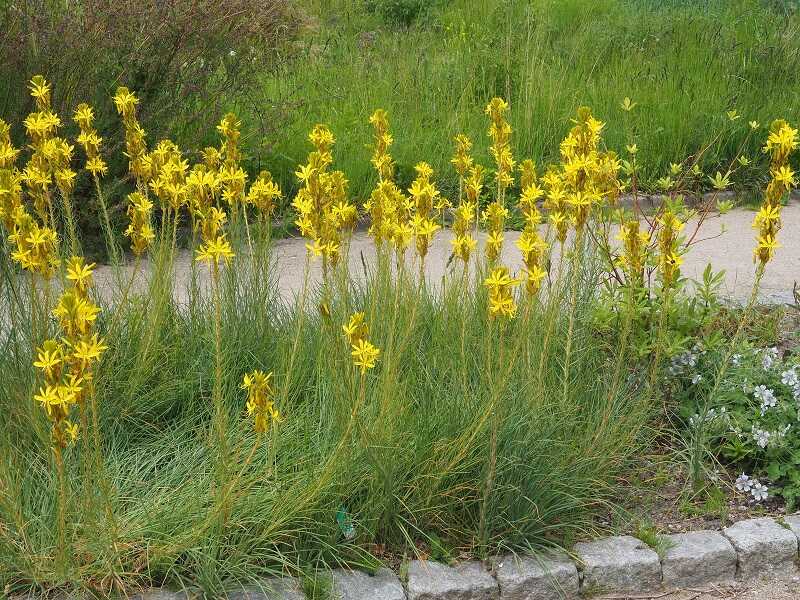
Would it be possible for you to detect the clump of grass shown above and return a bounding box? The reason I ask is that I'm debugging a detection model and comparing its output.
[634,519,674,559]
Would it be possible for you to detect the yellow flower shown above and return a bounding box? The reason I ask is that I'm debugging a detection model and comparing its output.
[351,339,380,373]
[71,333,108,366]
[86,157,108,177]
[484,266,521,319]
[34,385,63,418]
[451,234,477,262]
[523,264,547,296]
[28,75,52,109]
[343,312,368,346]
[66,256,95,296]
[242,370,281,433]
[113,87,140,119]
[73,103,95,131]
[34,340,62,381]
[63,421,79,444]
[755,234,781,264]
[196,235,235,265]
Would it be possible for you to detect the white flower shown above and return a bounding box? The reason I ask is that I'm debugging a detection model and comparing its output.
[731,354,742,367]
[735,473,752,492]
[754,385,777,414]
[782,368,799,387]
[753,384,773,402]
[229,49,237,57]
[762,347,778,370]
[691,374,703,384]
[753,427,771,448]
[751,481,769,502]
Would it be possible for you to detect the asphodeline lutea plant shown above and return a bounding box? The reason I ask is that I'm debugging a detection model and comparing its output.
[195,206,234,266]
[22,76,69,227]
[43,256,107,447]
[241,370,282,434]
[560,106,607,233]
[7,209,60,278]
[450,135,478,265]
[656,204,686,290]
[542,166,569,246]
[369,108,395,183]
[343,312,381,374]
[483,97,514,264]
[451,134,474,204]
[616,216,650,290]
[753,120,798,265]
[247,170,283,227]
[0,119,22,231]
[292,124,356,271]
[113,87,149,189]
[217,113,250,234]
[149,139,189,231]
[516,159,549,296]
[124,192,155,257]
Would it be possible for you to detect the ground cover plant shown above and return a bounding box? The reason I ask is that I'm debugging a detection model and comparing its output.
[0,74,796,600]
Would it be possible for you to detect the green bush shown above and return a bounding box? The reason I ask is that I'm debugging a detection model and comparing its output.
[0,0,299,257]
[365,0,444,27]
[674,341,800,507]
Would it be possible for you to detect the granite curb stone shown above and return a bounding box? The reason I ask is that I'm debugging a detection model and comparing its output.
[332,567,405,600]
[661,530,737,588]
[19,515,800,600]
[225,577,306,600]
[406,560,498,600]
[131,592,191,600]
[782,513,800,543]
[573,535,661,594]
[723,517,798,581]
[493,551,579,600]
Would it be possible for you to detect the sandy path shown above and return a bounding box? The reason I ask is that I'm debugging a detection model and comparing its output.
[92,205,800,306]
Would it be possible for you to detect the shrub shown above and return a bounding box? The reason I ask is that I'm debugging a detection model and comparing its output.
[0,0,299,256]
[365,0,443,27]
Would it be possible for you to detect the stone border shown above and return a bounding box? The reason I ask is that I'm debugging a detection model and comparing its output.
[34,515,800,599]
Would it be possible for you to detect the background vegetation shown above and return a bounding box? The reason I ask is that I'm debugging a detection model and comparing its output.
[254,0,800,199]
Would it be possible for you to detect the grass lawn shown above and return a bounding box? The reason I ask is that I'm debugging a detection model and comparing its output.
[251,0,800,198]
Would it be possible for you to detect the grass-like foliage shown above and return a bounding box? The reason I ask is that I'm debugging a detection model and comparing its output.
[0,74,795,597]
[0,226,651,595]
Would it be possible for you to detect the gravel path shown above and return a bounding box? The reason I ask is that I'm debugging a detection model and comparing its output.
[632,580,800,600]
[93,205,800,306]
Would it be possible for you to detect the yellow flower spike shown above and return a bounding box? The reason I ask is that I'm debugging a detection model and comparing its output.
[755,234,781,264]
[113,87,140,120]
[242,370,281,433]
[196,234,235,265]
[73,103,95,132]
[351,339,380,374]
[343,312,368,346]
[484,266,521,320]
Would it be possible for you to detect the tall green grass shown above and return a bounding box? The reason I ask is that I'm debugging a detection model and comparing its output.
[252,0,800,198]
[0,217,652,595]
